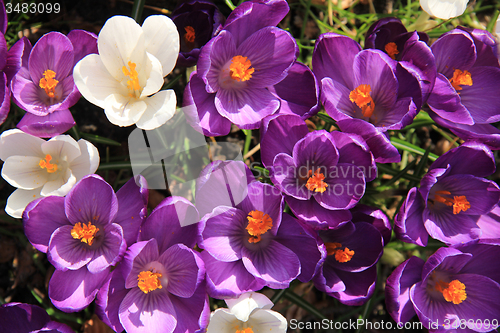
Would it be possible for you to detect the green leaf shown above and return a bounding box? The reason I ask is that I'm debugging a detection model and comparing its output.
[390,137,438,161]
[79,133,122,146]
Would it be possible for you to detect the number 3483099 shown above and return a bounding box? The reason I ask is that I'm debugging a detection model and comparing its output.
[5,2,60,14]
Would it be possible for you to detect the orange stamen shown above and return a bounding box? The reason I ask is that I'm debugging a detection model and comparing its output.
[435,279,467,304]
[236,328,254,333]
[305,169,328,193]
[71,222,99,246]
[137,271,163,294]
[432,191,470,214]
[229,55,254,82]
[39,69,59,98]
[184,26,196,44]
[246,210,273,243]
[449,69,472,92]
[349,84,375,118]
[39,154,58,173]
[385,42,399,60]
[122,61,141,97]
[324,242,355,263]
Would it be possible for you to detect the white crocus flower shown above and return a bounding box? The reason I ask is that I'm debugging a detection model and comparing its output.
[73,15,179,130]
[207,292,287,333]
[0,129,99,218]
[419,0,469,19]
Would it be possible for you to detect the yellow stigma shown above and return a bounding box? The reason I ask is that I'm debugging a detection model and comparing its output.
[138,271,163,294]
[325,242,355,263]
[435,279,467,304]
[184,26,196,44]
[71,222,99,246]
[229,55,254,82]
[432,190,471,215]
[39,154,58,173]
[449,69,472,92]
[236,328,254,333]
[305,169,328,193]
[246,210,273,244]
[349,84,375,118]
[385,42,399,60]
[122,61,141,97]
[39,69,59,98]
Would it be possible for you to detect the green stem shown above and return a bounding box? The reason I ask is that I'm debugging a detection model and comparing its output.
[131,0,146,22]
[284,290,329,321]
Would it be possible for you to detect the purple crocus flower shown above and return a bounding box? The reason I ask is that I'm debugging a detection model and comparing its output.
[313,217,385,306]
[196,161,325,298]
[22,174,148,312]
[0,303,73,333]
[365,17,436,102]
[97,196,209,333]
[386,241,500,332]
[395,142,500,246]
[10,30,97,138]
[183,0,298,136]
[172,0,225,67]
[313,33,422,163]
[261,114,376,229]
[426,27,500,150]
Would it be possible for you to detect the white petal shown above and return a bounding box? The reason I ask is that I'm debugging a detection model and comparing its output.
[70,139,100,180]
[104,94,147,127]
[139,52,164,98]
[135,90,176,130]
[98,15,148,79]
[42,135,81,164]
[0,129,44,161]
[73,54,126,109]
[420,0,469,19]
[248,309,287,332]
[226,292,274,322]
[40,168,76,196]
[2,156,48,189]
[142,15,180,76]
[6,188,43,218]
[206,309,238,333]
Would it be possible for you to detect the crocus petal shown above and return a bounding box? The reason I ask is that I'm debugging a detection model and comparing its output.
[23,196,68,253]
[42,134,81,163]
[271,153,309,200]
[395,187,428,246]
[247,309,287,331]
[317,163,365,210]
[5,37,31,83]
[135,89,176,130]
[17,109,76,138]
[123,239,160,289]
[47,225,93,270]
[40,168,75,197]
[292,130,339,172]
[351,204,392,246]
[95,265,128,333]
[332,266,377,306]
[475,206,500,239]
[420,247,472,282]
[0,129,44,160]
[0,303,50,332]
[138,53,164,99]
[5,188,43,219]
[104,94,148,127]
[66,29,98,66]
[424,210,482,245]
[206,308,239,333]
[226,292,273,322]
[420,0,469,19]
[314,265,345,294]
[0,75,9,125]
[459,241,500,282]
[87,223,126,273]
[2,156,49,189]
[285,196,352,229]
[432,29,476,77]
[49,266,110,312]
[68,139,99,180]
[170,282,209,333]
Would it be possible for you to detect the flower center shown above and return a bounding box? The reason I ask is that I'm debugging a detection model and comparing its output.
[325,242,355,263]
[236,328,254,333]
[39,154,58,173]
[432,190,471,215]
[122,61,141,97]
[305,169,328,193]
[184,26,196,44]
[229,55,254,82]
[449,69,472,92]
[246,210,273,244]
[39,69,59,98]
[384,42,399,60]
[137,271,163,294]
[349,84,375,118]
[435,279,467,304]
[71,222,99,246]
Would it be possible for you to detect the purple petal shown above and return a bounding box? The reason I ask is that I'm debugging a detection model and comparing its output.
[170,282,210,333]
[87,223,126,273]
[95,265,127,333]
[140,196,199,253]
[432,117,500,150]
[201,251,266,298]
[49,266,110,312]
[332,265,377,306]
[459,241,500,282]
[432,29,476,77]
[65,174,118,226]
[123,239,160,289]
[23,196,68,253]
[424,210,482,245]
[475,205,500,240]
[421,247,472,282]
[313,264,345,294]
[0,303,50,331]
[17,109,75,138]
[285,196,352,229]
[5,37,31,83]
[0,2,6,34]
[66,30,98,66]
[47,225,94,270]
[350,204,391,246]
[385,256,424,323]
[320,77,356,121]
[293,130,339,171]
[317,163,365,210]
[394,187,428,246]
[271,153,309,200]
[460,66,500,123]
[114,175,148,247]
[0,75,10,125]
[0,35,5,73]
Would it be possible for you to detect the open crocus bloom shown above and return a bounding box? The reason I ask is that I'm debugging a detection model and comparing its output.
[74,15,179,130]
[0,129,99,218]
[420,0,469,19]
[207,292,287,333]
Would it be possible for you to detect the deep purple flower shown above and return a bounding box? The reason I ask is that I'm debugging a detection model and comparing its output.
[313,218,385,306]
[386,241,500,332]
[172,0,225,67]
[196,161,325,298]
[183,0,298,136]
[22,174,148,311]
[261,114,375,229]
[395,142,500,246]
[365,17,436,102]
[350,204,392,246]
[11,30,97,138]
[313,33,422,163]
[0,303,73,333]
[426,27,500,149]
[97,196,209,333]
